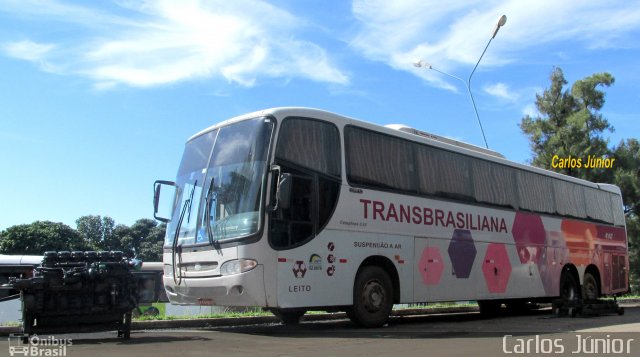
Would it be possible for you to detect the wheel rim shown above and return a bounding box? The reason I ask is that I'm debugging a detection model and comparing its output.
[583,277,598,300]
[362,279,386,313]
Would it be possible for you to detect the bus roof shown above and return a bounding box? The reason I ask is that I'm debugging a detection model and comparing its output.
[190,107,618,194]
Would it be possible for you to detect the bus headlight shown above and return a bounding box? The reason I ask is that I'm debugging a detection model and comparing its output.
[220,259,257,276]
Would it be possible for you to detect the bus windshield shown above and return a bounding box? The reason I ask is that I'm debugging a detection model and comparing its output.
[165,117,274,246]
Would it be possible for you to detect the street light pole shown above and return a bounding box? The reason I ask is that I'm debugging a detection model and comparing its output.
[414,15,507,149]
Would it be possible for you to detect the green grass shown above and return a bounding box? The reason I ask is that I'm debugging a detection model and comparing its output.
[133,308,333,321]
[0,321,21,327]
[133,307,271,321]
[601,294,640,301]
[132,302,477,321]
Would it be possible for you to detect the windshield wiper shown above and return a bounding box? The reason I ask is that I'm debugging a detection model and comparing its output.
[186,180,197,223]
[204,178,218,246]
[172,197,191,285]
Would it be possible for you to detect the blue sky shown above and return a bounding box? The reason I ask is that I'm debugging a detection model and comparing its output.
[1,0,639,231]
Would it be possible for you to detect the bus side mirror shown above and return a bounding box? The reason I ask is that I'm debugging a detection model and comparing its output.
[269,165,292,211]
[277,173,292,210]
[153,180,176,223]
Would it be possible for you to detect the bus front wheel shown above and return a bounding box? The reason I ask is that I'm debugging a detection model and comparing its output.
[349,266,393,328]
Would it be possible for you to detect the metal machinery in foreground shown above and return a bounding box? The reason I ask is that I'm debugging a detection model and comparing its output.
[552,297,624,318]
[4,251,139,341]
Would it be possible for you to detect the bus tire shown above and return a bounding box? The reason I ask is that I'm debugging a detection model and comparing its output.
[581,272,599,302]
[349,266,393,328]
[560,270,579,304]
[272,308,306,325]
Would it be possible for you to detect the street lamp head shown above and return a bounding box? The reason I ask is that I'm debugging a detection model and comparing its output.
[497,14,507,27]
[492,14,507,39]
[413,60,431,69]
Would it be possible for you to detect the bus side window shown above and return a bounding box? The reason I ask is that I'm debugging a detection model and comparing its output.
[270,117,341,250]
[270,172,314,248]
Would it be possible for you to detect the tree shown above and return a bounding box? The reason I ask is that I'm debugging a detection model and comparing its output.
[519,67,615,182]
[111,224,134,256]
[611,138,640,292]
[612,138,640,214]
[1,216,165,262]
[627,215,640,293]
[129,219,165,261]
[0,221,86,255]
[75,216,165,260]
[520,67,639,293]
[76,215,115,250]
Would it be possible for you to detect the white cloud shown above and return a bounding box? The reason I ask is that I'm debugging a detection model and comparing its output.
[351,0,640,88]
[1,0,348,88]
[483,82,518,102]
[4,40,55,62]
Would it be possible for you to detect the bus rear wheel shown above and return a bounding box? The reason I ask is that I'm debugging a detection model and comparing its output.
[349,266,393,328]
[582,272,599,302]
[560,271,579,303]
[558,270,580,317]
[272,308,306,325]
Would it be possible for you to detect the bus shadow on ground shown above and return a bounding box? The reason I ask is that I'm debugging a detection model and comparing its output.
[208,307,636,340]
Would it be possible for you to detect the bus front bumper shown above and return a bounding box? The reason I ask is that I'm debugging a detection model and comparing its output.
[163,265,267,307]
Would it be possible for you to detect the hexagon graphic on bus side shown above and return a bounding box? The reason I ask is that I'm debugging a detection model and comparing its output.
[511,212,546,264]
[482,243,512,293]
[418,247,444,285]
[447,229,476,279]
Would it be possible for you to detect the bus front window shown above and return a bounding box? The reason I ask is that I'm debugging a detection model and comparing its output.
[201,118,273,243]
[165,117,274,247]
[165,129,217,247]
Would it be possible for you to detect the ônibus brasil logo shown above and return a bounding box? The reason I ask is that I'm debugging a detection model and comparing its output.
[8,334,72,356]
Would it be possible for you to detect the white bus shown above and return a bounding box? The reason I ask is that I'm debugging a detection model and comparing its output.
[154,107,628,327]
